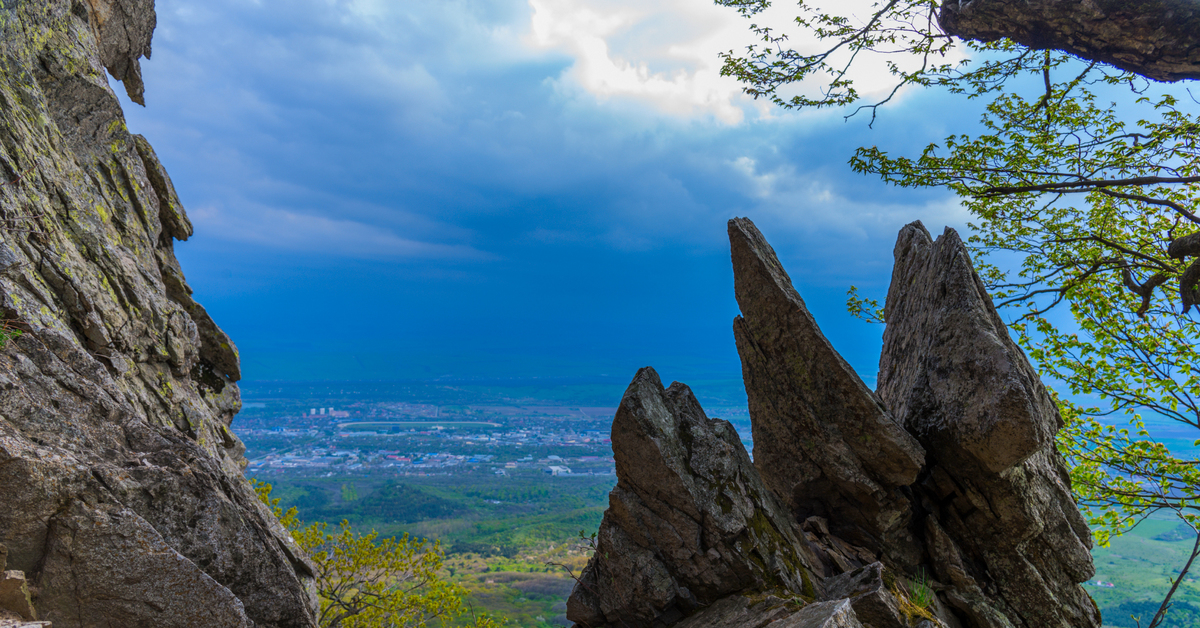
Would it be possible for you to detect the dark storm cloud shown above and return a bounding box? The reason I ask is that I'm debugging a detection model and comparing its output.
[116,0,976,385]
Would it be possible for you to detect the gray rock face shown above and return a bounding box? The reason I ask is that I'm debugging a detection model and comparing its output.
[0,1,317,626]
[823,563,906,628]
[571,218,1099,628]
[35,502,253,627]
[728,217,925,562]
[775,600,863,628]
[567,368,820,627]
[672,596,864,628]
[879,224,1058,475]
[938,0,1200,82]
[87,0,157,104]
[880,223,1097,628]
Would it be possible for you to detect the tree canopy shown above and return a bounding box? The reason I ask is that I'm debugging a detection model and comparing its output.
[714,1,1200,626]
[254,481,499,628]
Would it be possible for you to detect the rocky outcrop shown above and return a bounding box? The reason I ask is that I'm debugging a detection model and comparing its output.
[729,217,925,566]
[879,223,1096,628]
[0,1,317,626]
[938,0,1200,82]
[567,368,820,627]
[568,218,1099,628]
[672,596,864,628]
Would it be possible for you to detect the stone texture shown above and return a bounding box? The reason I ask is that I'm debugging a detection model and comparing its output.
[574,218,1100,628]
[728,217,925,563]
[86,0,157,104]
[823,563,906,628]
[879,222,1098,628]
[773,600,862,628]
[0,571,35,622]
[0,1,317,626]
[35,501,252,628]
[672,597,864,628]
[566,367,820,628]
[939,0,1200,82]
[672,595,797,628]
[879,223,1058,475]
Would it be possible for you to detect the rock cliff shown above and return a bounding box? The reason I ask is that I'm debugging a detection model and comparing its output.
[0,1,317,626]
[568,218,1099,628]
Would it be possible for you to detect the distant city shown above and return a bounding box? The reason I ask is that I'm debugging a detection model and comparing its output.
[230,383,652,480]
[232,380,754,484]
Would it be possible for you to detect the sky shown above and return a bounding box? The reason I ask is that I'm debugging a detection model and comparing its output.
[114,0,982,392]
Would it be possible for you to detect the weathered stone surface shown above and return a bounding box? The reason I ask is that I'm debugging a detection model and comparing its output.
[87,0,157,104]
[773,600,862,628]
[728,217,925,561]
[880,222,1098,628]
[823,563,906,628]
[673,596,866,628]
[582,218,1100,628]
[566,367,819,627]
[0,570,35,622]
[35,501,252,627]
[0,2,317,626]
[879,223,1057,475]
[939,0,1200,82]
[672,595,796,628]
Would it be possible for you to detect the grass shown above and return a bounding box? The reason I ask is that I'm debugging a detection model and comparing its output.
[1090,514,1200,628]
[892,569,936,623]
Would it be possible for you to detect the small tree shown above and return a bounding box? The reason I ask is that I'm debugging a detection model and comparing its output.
[253,480,498,628]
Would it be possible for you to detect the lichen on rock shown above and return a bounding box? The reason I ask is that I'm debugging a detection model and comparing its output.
[0,1,318,626]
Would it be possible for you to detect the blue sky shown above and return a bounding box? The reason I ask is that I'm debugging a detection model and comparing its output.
[115,0,980,389]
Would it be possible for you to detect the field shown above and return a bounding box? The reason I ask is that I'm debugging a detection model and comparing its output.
[258,472,615,627]
[1089,514,1200,628]
[259,470,1200,628]
[237,381,1200,628]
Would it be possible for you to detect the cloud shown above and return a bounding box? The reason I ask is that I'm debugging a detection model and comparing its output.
[115,0,988,381]
[522,0,967,125]
[188,201,491,260]
[526,0,757,123]
[725,154,970,240]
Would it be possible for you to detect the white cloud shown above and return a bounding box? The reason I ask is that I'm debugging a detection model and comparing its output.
[524,0,968,125]
[727,156,970,239]
[526,0,755,123]
[189,202,490,260]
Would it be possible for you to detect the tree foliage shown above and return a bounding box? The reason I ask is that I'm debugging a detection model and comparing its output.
[253,480,499,628]
[716,1,1200,626]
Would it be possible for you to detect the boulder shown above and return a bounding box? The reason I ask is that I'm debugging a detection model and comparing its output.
[938,0,1200,82]
[566,368,820,627]
[0,570,35,622]
[823,563,906,628]
[672,597,864,628]
[34,502,253,627]
[671,595,798,628]
[772,600,863,628]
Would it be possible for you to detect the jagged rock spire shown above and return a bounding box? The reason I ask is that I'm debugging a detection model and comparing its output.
[879,222,1097,628]
[728,217,925,563]
[569,217,1101,628]
[567,368,820,627]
